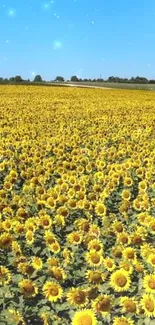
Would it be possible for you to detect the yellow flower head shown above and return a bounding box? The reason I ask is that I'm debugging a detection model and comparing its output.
[113,316,134,325]
[0,266,11,285]
[140,294,155,317]
[19,279,38,297]
[72,309,97,325]
[110,270,131,292]
[67,288,88,307]
[143,274,155,293]
[43,281,63,302]
[92,294,112,316]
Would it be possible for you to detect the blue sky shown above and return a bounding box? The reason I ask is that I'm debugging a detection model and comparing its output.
[0,0,155,80]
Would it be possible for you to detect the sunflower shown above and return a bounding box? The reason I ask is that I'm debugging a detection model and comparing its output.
[120,261,133,274]
[88,239,103,253]
[49,266,66,281]
[43,281,63,302]
[103,258,116,272]
[0,232,12,249]
[113,316,134,325]
[110,270,131,292]
[92,294,112,316]
[95,202,106,217]
[133,261,144,273]
[25,230,34,245]
[0,266,11,285]
[12,241,22,255]
[67,232,83,245]
[57,206,69,218]
[49,241,60,254]
[19,279,38,298]
[2,219,12,232]
[44,230,56,245]
[147,253,155,268]
[122,247,137,262]
[121,189,131,201]
[133,199,142,211]
[8,309,25,325]
[138,180,147,192]
[54,214,65,227]
[112,221,123,233]
[40,214,52,229]
[86,270,105,285]
[124,177,133,187]
[72,309,97,325]
[47,257,59,267]
[143,274,155,293]
[67,199,77,209]
[140,294,155,317]
[117,232,130,245]
[86,251,103,267]
[32,257,43,270]
[120,297,138,314]
[46,197,56,209]
[67,288,88,307]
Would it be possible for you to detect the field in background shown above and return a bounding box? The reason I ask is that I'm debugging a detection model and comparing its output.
[63,81,155,90]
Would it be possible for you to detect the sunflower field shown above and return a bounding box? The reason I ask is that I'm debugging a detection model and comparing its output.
[0,85,155,325]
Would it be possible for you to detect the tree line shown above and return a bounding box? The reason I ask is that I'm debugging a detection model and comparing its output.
[1,75,155,84]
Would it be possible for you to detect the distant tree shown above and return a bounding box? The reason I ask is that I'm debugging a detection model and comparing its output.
[55,76,64,82]
[0,77,3,83]
[129,77,135,83]
[83,78,88,82]
[71,76,79,82]
[107,76,117,82]
[33,75,42,82]
[3,78,9,83]
[149,79,155,84]
[9,77,15,82]
[14,76,23,83]
[27,79,30,82]
[97,78,104,82]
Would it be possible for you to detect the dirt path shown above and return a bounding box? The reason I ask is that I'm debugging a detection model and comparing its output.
[47,82,112,89]
[59,83,112,89]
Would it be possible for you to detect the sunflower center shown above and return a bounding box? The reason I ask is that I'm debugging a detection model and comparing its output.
[114,250,122,258]
[127,252,134,259]
[115,224,123,232]
[91,254,100,264]
[52,244,59,251]
[91,273,102,283]
[145,300,154,312]
[43,220,50,226]
[151,258,155,265]
[124,301,136,312]
[82,223,90,232]
[74,235,80,242]
[93,244,101,251]
[116,275,127,287]
[118,321,129,325]
[49,287,59,296]
[78,315,92,325]
[97,298,111,312]
[148,279,155,290]
[98,206,105,214]
[53,270,62,280]
[24,283,34,294]
[1,237,12,246]
[107,261,113,268]
[121,237,128,244]
[74,291,86,304]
